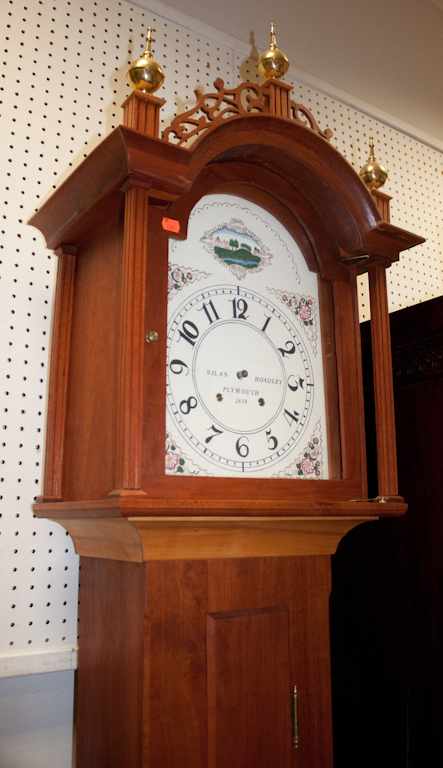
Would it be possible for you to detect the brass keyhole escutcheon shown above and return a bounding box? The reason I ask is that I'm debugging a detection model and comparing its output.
[145,329,159,343]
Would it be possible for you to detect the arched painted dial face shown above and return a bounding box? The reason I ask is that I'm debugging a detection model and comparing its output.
[165,192,328,479]
[167,285,314,472]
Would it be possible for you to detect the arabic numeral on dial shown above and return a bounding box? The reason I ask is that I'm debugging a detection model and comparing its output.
[178,320,199,347]
[201,299,220,324]
[288,374,304,391]
[179,396,198,415]
[232,297,248,320]
[265,429,278,451]
[284,408,300,426]
[235,436,250,458]
[278,340,296,357]
[261,316,272,333]
[205,424,223,444]
[169,359,189,375]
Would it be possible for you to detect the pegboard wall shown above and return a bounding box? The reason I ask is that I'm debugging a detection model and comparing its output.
[0,0,442,676]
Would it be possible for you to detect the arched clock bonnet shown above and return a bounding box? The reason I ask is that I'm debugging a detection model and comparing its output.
[30,75,423,519]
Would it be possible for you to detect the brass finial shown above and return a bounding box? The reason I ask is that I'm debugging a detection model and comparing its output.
[128,26,165,94]
[258,21,289,80]
[359,137,388,190]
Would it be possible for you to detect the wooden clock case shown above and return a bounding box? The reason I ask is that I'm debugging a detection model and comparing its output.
[30,79,423,767]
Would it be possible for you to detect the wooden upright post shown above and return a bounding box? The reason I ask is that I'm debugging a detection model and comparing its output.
[372,190,391,223]
[368,185,399,497]
[109,186,150,497]
[262,79,293,119]
[110,91,165,496]
[40,246,76,502]
[122,90,165,138]
[368,262,399,498]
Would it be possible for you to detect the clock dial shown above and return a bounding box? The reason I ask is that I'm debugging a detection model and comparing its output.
[165,194,328,479]
[167,285,314,472]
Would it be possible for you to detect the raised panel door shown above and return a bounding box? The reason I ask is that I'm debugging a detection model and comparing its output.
[207,606,292,767]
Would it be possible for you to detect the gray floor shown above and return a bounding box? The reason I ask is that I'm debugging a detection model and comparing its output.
[0,671,74,768]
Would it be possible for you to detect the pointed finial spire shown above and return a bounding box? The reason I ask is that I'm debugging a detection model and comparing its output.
[145,26,154,55]
[269,21,278,48]
[258,21,290,80]
[359,137,388,190]
[128,26,165,94]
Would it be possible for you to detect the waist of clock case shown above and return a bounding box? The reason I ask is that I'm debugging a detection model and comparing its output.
[33,498,406,563]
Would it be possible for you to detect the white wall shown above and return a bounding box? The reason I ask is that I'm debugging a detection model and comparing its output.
[0,0,442,764]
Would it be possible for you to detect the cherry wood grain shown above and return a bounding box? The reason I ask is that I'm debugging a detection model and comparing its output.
[332,276,367,489]
[142,205,169,480]
[74,554,336,768]
[111,186,149,496]
[29,120,423,261]
[38,514,373,562]
[76,558,145,767]
[351,268,369,498]
[143,560,209,767]
[368,264,398,496]
[162,78,331,146]
[33,497,406,519]
[122,91,165,137]
[263,79,293,119]
[73,557,331,768]
[207,606,292,767]
[41,245,76,501]
[62,197,123,500]
[208,556,333,768]
[290,557,333,768]
[372,189,391,223]
[81,555,332,768]
[318,277,341,478]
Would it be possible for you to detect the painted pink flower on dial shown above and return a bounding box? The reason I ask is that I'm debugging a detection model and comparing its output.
[299,301,312,322]
[300,457,315,475]
[165,451,180,472]
[168,263,210,295]
[267,288,317,354]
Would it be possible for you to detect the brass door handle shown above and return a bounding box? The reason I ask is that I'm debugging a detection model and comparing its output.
[292,685,300,750]
[145,329,159,343]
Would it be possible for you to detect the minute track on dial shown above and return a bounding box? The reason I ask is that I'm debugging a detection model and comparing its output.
[166,284,315,472]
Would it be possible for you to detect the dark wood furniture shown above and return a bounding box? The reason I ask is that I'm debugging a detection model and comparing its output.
[29,79,423,767]
[332,296,443,768]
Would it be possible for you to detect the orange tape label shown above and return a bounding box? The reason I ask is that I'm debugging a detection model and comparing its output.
[162,217,181,234]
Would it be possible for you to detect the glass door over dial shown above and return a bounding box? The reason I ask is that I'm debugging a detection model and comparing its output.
[165,194,329,479]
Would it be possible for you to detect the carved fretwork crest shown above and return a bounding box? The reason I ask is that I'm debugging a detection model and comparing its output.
[162,78,333,147]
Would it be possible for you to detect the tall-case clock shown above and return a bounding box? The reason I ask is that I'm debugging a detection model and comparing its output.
[30,68,423,767]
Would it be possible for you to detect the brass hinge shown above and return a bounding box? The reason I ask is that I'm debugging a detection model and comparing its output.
[349,495,404,504]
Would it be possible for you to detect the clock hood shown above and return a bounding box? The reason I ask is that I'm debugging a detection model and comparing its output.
[29,85,423,270]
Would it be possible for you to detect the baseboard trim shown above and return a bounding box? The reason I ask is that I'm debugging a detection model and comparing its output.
[0,648,78,679]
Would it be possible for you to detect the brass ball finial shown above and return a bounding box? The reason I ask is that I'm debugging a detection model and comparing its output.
[128,27,165,94]
[359,137,388,190]
[258,21,289,80]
